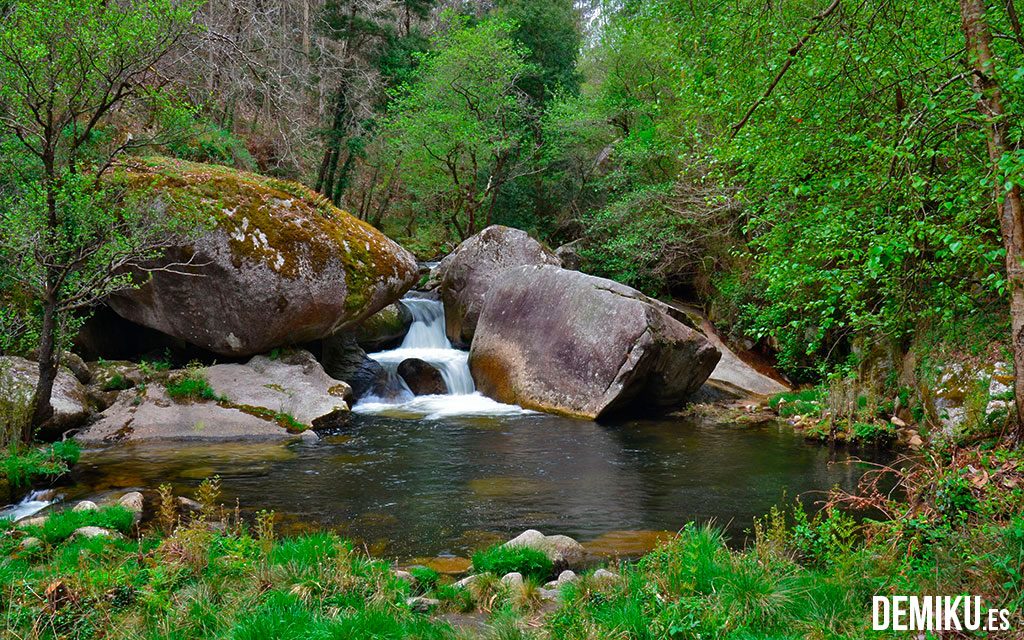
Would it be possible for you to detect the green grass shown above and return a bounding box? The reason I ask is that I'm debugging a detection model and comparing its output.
[0,440,80,488]
[101,373,134,391]
[471,544,553,582]
[21,505,135,544]
[165,369,224,402]
[768,388,822,418]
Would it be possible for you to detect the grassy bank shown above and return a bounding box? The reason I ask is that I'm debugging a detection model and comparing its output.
[1,441,1021,640]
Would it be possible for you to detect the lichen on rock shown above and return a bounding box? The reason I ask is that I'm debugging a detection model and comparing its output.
[104,157,418,356]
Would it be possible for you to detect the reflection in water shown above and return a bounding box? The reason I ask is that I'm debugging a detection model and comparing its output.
[65,412,881,559]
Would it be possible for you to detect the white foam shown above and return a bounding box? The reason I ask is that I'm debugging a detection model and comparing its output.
[355,391,530,420]
[0,489,58,522]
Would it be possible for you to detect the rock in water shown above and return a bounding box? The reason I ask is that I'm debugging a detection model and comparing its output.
[436,225,561,348]
[318,334,393,400]
[106,157,418,357]
[503,529,586,568]
[469,265,721,419]
[397,358,447,395]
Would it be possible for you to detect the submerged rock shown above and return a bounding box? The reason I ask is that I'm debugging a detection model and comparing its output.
[105,157,418,357]
[436,225,561,348]
[397,358,447,395]
[0,356,93,435]
[469,266,721,419]
[319,334,392,400]
[503,529,586,568]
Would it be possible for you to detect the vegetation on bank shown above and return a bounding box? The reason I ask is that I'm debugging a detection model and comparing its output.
[0,440,1020,639]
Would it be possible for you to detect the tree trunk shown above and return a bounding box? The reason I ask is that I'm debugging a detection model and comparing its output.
[30,295,58,442]
[960,0,1024,445]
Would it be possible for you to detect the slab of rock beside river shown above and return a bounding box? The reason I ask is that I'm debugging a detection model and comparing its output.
[77,350,349,442]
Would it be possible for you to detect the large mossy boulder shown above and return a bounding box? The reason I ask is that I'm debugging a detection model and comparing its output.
[106,157,418,357]
[436,225,561,349]
[469,265,721,419]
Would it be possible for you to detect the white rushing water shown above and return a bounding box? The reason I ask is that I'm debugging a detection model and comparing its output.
[0,489,58,522]
[354,297,529,419]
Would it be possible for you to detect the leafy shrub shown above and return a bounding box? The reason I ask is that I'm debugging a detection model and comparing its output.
[769,389,822,418]
[24,505,135,544]
[471,544,553,582]
[1,440,80,488]
[849,421,896,445]
[165,368,223,402]
[935,473,978,522]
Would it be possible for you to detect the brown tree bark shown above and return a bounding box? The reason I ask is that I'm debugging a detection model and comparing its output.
[960,0,1024,445]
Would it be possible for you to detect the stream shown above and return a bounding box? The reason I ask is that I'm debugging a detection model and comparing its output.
[9,297,882,561]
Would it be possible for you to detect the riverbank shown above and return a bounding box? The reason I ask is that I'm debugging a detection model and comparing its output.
[2,439,1021,639]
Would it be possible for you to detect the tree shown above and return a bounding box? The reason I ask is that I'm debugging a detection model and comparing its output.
[959,0,1024,445]
[0,0,201,442]
[381,15,539,240]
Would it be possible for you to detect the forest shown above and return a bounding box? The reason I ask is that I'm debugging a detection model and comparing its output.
[0,0,1023,638]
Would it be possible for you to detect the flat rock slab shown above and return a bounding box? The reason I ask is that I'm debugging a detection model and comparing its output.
[204,350,351,429]
[78,350,349,442]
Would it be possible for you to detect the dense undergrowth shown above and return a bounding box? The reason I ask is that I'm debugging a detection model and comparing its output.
[1,439,1021,640]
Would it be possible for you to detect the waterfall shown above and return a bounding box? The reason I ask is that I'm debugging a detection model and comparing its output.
[0,489,58,522]
[398,298,455,350]
[367,297,476,396]
[354,296,527,418]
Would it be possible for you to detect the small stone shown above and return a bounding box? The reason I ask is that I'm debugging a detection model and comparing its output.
[299,430,319,443]
[394,570,415,584]
[406,596,440,612]
[177,496,203,512]
[556,569,578,585]
[592,568,619,584]
[500,572,524,588]
[19,536,42,550]
[540,588,561,601]
[17,516,47,528]
[118,491,144,515]
[454,575,478,589]
[72,500,98,512]
[72,526,122,539]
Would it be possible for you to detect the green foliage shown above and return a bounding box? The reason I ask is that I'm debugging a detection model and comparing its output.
[0,440,80,488]
[408,565,440,593]
[23,505,135,544]
[471,544,554,583]
[165,368,223,402]
[381,14,539,242]
[768,389,822,418]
